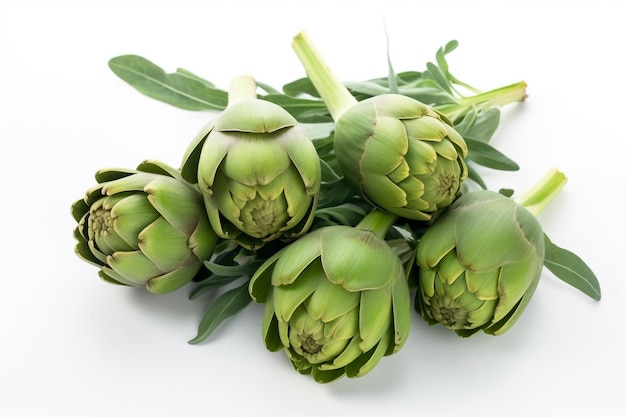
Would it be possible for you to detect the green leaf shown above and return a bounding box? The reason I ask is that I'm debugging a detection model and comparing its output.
[315,203,367,226]
[465,164,487,189]
[255,80,281,95]
[190,274,248,298]
[204,259,264,277]
[543,233,601,301]
[424,62,452,94]
[465,138,520,171]
[345,80,394,98]
[282,77,320,97]
[260,94,331,123]
[174,68,216,88]
[188,281,252,344]
[108,55,228,111]
[384,24,399,95]
[463,108,501,143]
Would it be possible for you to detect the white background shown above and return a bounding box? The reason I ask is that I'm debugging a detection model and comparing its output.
[1,0,624,416]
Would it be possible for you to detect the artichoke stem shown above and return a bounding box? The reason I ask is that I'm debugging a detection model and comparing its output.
[228,75,258,105]
[440,81,528,122]
[515,168,568,217]
[292,30,358,121]
[356,209,398,239]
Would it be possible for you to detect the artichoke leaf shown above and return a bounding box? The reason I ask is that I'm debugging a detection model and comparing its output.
[320,228,397,291]
[358,287,393,352]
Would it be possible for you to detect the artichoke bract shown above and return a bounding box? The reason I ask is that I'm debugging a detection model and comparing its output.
[181,75,321,250]
[249,210,411,383]
[71,160,218,294]
[292,31,468,221]
[415,169,567,336]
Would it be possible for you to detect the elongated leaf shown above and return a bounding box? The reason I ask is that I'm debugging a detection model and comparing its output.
[188,282,252,344]
[465,138,519,171]
[315,203,367,226]
[385,24,399,95]
[204,259,264,277]
[175,68,216,88]
[190,274,249,298]
[424,62,452,94]
[463,108,501,143]
[302,122,334,141]
[345,81,394,97]
[282,77,320,97]
[543,234,601,301]
[260,94,331,123]
[452,107,477,136]
[108,55,227,111]
[466,164,487,189]
[255,80,281,95]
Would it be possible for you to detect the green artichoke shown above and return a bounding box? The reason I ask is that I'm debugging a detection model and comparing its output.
[292,31,468,221]
[334,94,468,220]
[71,160,218,294]
[249,210,411,383]
[415,169,568,336]
[181,75,321,250]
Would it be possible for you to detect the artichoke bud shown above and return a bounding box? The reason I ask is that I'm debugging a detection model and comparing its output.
[249,210,411,383]
[182,75,321,250]
[415,190,545,336]
[334,94,468,222]
[71,160,218,294]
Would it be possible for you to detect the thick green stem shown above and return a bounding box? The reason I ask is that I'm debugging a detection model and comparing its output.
[292,30,357,121]
[356,209,398,239]
[515,168,568,217]
[437,81,528,122]
[228,75,258,105]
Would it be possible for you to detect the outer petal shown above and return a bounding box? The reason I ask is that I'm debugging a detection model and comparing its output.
[390,275,411,353]
[222,134,290,186]
[493,255,542,322]
[345,331,391,378]
[358,287,392,352]
[146,262,201,294]
[138,217,192,272]
[271,228,324,286]
[280,125,321,194]
[146,177,204,235]
[248,247,284,303]
[111,194,159,248]
[180,120,214,183]
[272,260,324,322]
[360,116,408,177]
[320,228,398,291]
[261,291,283,351]
[416,218,457,269]
[216,99,297,133]
[197,130,233,190]
[304,277,360,322]
[107,250,161,284]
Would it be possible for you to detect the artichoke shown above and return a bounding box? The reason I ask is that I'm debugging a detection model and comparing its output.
[181,75,321,250]
[249,209,411,383]
[71,160,218,294]
[415,169,567,336]
[292,31,468,221]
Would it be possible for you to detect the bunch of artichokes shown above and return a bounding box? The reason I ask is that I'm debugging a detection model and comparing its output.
[72,30,600,384]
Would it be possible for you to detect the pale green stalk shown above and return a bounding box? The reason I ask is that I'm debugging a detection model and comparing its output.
[356,210,398,239]
[515,168,568,217]
[292,30,357,121]
[437,81,528,121]
[227,74,258,104]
